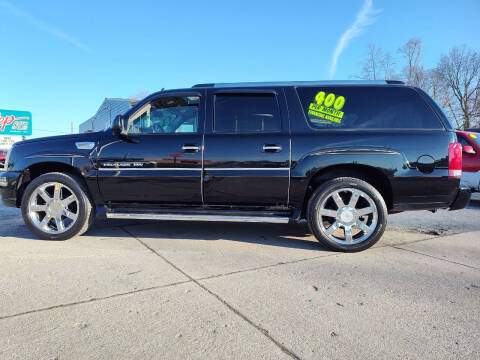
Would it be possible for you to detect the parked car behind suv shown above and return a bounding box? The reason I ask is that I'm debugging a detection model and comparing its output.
[0,81,471,252]
[456,130,480,192]
[0,149,7,168]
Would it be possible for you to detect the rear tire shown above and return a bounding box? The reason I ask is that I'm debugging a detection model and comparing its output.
[307,177,387,252]
[21,172,95,240]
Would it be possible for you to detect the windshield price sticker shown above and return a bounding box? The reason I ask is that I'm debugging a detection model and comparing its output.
[308,91,346,124]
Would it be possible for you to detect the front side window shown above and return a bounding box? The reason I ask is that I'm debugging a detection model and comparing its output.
[127,96,199,134]
[214,93,281,133]
[296,86,443,130]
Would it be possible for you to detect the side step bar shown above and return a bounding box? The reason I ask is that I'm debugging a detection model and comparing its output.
[106,212,290,224]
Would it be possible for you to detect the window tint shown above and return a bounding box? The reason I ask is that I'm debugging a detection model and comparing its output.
[466,133,480,147]
[214,93,281,133]
[127,96,199,134]
[458,133,480,148]
[457,135,471,148]
[296,86,443,130]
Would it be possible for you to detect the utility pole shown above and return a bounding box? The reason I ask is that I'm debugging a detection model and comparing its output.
[71,122,74,134]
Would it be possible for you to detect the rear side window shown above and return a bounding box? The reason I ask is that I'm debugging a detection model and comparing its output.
[214,93,281,133]
[296,86,443,130]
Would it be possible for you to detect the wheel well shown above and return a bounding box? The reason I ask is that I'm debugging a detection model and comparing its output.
[16,162,82,206]
[302,164,393,216]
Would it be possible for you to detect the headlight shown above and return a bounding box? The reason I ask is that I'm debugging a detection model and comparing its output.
[4,148,11,171]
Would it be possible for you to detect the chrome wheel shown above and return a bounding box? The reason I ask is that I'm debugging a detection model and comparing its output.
[27,182,79,234]
[317,187,378,245]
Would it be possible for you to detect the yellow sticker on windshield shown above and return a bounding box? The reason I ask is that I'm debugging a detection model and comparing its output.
[308,91,346,124]
[470,133,478,139]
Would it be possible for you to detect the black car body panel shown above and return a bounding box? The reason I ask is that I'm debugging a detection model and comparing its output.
[0,81,469,217]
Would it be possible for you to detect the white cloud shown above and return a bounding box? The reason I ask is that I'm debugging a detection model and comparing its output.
[329,0,380,79]
[0,1,91,53]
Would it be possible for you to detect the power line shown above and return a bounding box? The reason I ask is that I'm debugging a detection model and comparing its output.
[32,128,70,134]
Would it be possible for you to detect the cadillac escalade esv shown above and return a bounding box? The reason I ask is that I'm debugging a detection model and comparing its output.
[0,81,471,252]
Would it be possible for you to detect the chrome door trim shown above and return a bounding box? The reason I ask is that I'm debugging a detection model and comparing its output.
[182,145,200,152]
[204,168,290,171]
[98,168,203,171]
[262,144,283,152]
[97,167,290,171]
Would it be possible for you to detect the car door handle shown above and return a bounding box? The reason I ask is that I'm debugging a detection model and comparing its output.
[182,144,200,153]
[262,144,282,153]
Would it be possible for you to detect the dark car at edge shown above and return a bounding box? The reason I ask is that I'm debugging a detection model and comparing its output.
[0,80,471,252]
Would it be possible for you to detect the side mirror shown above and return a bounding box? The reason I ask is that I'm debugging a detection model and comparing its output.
[111,115,140,143]
[463,145,476,155]
[112,115,127,137]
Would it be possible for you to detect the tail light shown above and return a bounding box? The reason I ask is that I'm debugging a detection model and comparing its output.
[448,142,462,178]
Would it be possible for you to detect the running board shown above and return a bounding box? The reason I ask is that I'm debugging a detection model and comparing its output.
[105,212,290,224]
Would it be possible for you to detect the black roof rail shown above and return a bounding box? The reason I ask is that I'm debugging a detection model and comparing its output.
[193,80,406,88]
[386,80,405,85]
[192,83,215,88]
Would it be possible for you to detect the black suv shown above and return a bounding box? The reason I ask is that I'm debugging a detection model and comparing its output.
[0,81,471,251]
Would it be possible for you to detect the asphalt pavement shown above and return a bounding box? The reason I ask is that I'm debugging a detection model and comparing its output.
[0,200,479,359]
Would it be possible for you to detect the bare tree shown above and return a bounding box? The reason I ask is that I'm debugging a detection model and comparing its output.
[359,44,398,80]
[129,90,150,100]
[437,46,480,129]
[380,52,398,80]
[424,68,461,128]
[360,44,383,80]
[398,38,425,87]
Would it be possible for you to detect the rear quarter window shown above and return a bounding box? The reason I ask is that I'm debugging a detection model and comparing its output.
[296,86,443,130]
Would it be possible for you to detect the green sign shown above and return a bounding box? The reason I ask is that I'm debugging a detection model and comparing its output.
[0,109,32,136]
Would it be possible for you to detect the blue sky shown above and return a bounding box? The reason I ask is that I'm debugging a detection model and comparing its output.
[1,0,479,137]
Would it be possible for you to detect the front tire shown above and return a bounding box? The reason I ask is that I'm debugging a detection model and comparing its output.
[21,172,95,240]
[307,177,388,252]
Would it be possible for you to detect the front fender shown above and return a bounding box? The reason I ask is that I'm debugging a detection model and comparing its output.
[7,144,99,206]
[15,154,93,173]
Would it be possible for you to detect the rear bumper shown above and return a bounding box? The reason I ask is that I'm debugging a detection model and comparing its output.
[0,171,20,207]
[449,187,471,210]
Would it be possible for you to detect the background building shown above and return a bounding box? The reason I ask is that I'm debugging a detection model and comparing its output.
[79,98,137,133]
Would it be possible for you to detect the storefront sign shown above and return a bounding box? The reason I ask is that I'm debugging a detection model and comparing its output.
[0,109,32,136]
